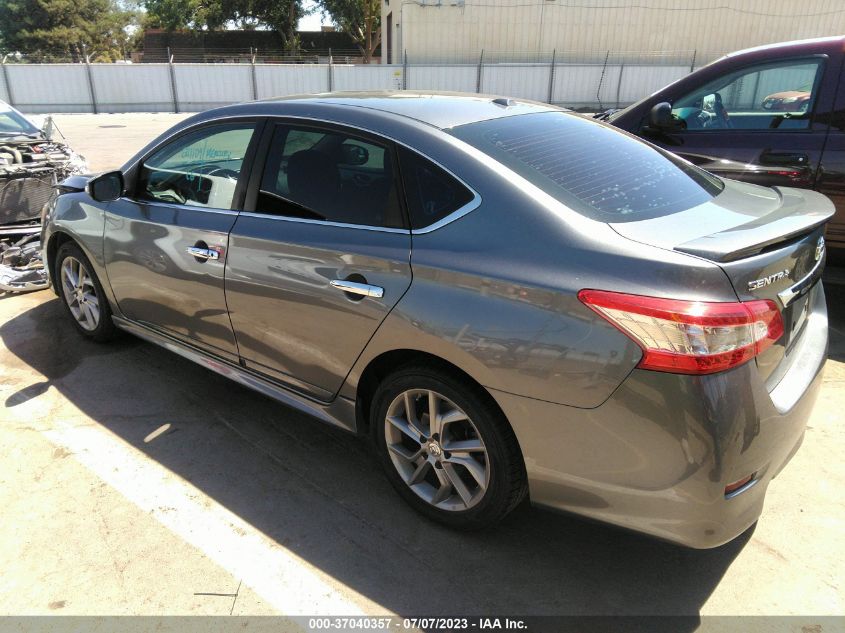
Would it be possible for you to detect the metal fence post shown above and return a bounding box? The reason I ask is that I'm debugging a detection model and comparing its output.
[167,47,180,113]
[615,62,625,108]
[0,56,15,108]
[476,49,484,93]
[82,44,99,113]
[689,49,697,73]
[250,46,258,100]
[328,48,333,92]
[547,49,556,104]
[403,50,408,90]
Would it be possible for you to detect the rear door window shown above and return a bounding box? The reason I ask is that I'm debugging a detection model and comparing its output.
[255,124,405,229]
[449,111,723,222]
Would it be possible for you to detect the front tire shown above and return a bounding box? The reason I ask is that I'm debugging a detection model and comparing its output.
[372,364,527,529]
[55,241,117,342]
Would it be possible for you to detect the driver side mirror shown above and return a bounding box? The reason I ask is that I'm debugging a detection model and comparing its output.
[87,170,124,202]
[649,102,675,129]
[339,143,369,166]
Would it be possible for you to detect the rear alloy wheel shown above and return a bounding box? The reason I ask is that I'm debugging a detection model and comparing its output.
[56,242,117,342]
[372,365,527,529]
[385,389,489,511]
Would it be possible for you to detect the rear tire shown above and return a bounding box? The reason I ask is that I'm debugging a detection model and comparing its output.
[55,241,117,342]
[372,363,527,529]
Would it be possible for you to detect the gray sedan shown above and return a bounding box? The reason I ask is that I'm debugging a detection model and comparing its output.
[42,92,832,548]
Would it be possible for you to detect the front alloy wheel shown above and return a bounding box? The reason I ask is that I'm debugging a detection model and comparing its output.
[55,241,117,342]
[60,256,100,331]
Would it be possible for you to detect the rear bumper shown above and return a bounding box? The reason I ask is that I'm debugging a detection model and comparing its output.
[493,286,828,549]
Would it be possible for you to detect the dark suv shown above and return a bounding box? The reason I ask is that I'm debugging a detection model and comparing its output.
[605,36,845,261]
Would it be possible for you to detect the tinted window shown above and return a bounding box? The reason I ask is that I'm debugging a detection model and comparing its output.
[450,112,723,222]
[256,124,405,228]
[398,148,474,229]
[138,123,255,209]
[672,59,823,131]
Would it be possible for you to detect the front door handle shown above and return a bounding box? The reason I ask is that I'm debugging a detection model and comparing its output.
[760,151,810,167]
[186,246,219,261]
[330,279,384,298]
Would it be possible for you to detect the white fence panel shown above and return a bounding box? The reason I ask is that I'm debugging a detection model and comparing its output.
[552,64,620,108]
[482,64,550,102]
[255,64,329,99]
[174,64,253,111]
[616,65,689,105]
[4,60,700,113]
[91,64,173,112]
[407,65,477,92]
[332,65,403,91]
[8,64,91,113]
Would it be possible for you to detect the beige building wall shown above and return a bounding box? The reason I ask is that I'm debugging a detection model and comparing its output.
[382,0,845,63]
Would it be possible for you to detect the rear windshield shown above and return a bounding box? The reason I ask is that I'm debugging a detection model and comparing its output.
[449,111,723,222]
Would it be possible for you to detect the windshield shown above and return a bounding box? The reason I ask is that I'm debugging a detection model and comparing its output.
[449,111,723,222]
[0,106,40,137]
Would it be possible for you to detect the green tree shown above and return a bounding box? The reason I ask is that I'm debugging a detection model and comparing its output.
[142,0,305,53]
[317,0,380,63]
[0,0,136,61]
[140,0,203,30]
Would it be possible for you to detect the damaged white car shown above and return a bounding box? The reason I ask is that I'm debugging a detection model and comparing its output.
[0,101,87,292]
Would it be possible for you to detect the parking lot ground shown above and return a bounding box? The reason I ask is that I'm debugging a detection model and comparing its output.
[50,113,193,172]
[0,114,843,622]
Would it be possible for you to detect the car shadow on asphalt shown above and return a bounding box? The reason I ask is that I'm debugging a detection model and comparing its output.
[1,297,765,626]
[824,279,845,362]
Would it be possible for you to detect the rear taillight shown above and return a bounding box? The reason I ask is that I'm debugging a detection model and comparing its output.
[578,289,784,375]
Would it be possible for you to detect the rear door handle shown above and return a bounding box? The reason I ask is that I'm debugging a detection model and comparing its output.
[330,279,384,298]
[186,246,219,261]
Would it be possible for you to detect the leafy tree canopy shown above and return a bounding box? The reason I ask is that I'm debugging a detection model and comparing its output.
[317,0,380,63]
[143,0,305,46]
[0,0,136,60]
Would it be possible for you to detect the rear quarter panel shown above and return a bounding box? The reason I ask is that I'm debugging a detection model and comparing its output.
[343,155,737,408]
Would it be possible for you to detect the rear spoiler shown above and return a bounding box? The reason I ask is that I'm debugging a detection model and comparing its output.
[674,187,834,263]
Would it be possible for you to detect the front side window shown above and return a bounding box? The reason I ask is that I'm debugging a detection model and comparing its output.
[450,111,723,223]
[671,59,823,131]
[137,123,256,209]
[256,124,404,228]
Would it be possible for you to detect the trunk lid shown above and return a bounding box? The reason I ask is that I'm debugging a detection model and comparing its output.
[610,179,833,385]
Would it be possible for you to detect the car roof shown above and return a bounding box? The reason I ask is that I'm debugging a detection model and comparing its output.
[725,35,845,59]
[250,91,562,130]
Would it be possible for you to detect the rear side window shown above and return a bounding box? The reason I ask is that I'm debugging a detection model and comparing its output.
[398,148,474,229]
[255,124,405,229]
[449,112,723,222]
